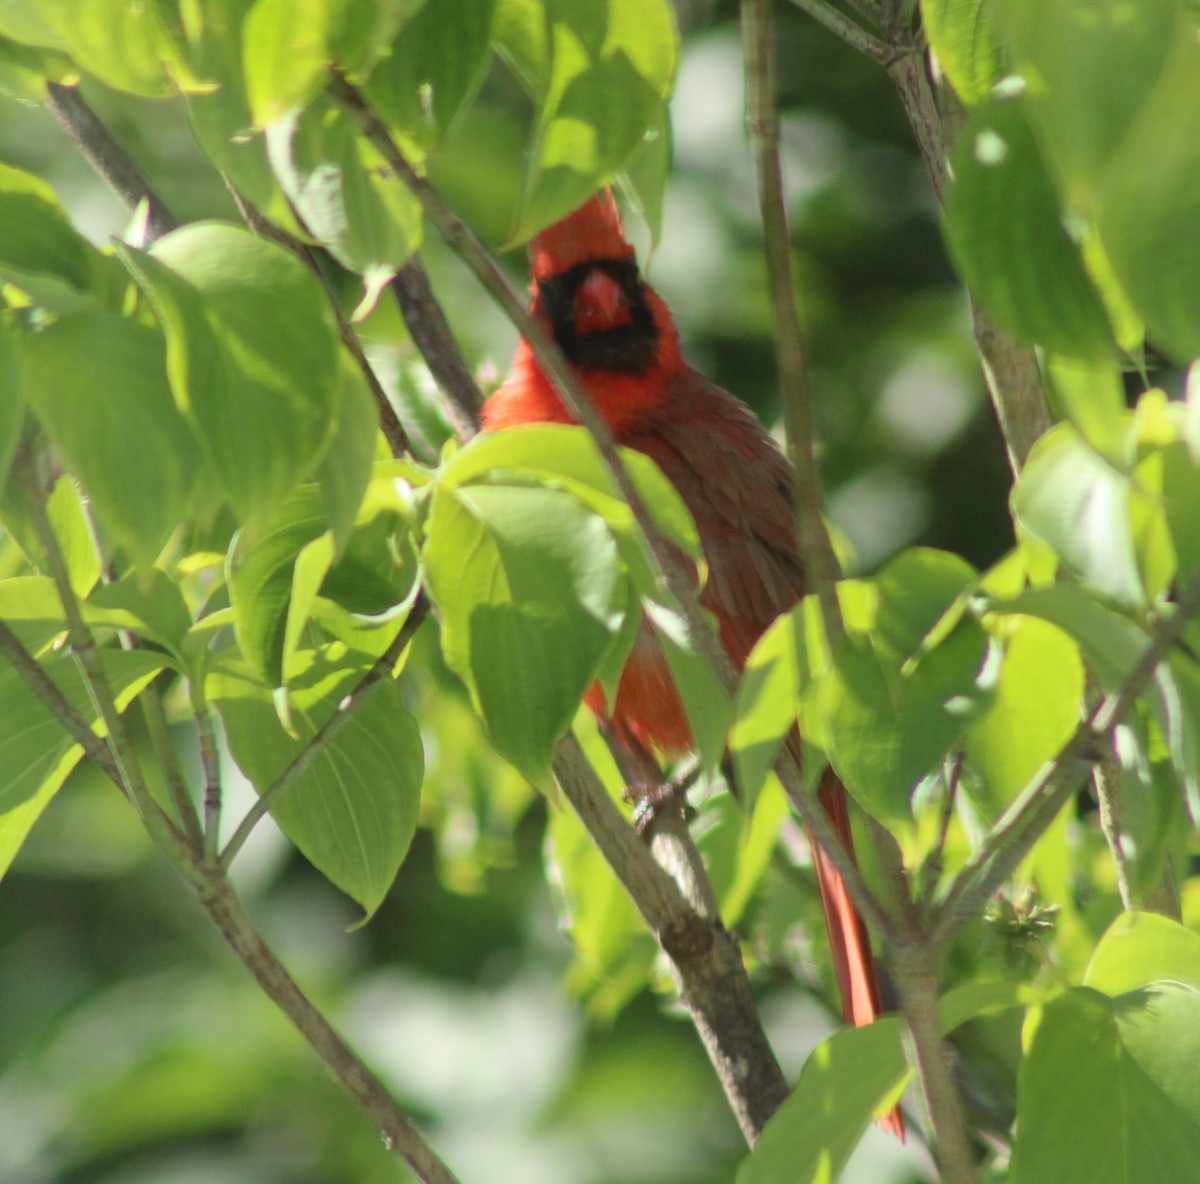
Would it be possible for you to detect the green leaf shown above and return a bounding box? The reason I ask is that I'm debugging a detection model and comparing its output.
[243,0,424,125]
[0,161,98,294]
[997,0,1179,206]
[1157,440,1200,584]
[86,570,194,660]
[266,96,423,277]
[0,316,22,496]
[229,477,420,685]
[991,585,1146,689]
[1011,985,1200,1184]
[645,596,731,770]
[617,103,671,248]
[731,605,808,808]
[549,769,657,1010]
[499,0,679,242]
[943,93,1114,360]
[242,0,334,125]
[210,650,423,920]
[184,0,298,228]
[923,0,1005,106]
[0,474,102,596]
[364,0,496,153]
[1094,26,1200,363]
[20,312,200,566]
[0,647,166,816]
[1013,424,1142,606]
[330,0,428,78]
[438,425,701,562]
[820,549,991,821]
[966,616,1084,810]
[118,224,340,527]
[317,355,380,553]
[0,0,183,96]
[1085,912,1200,996]
[736,1019,908,1184]
[1045,354,1128,463]
[424,481,626,785]
[228,488,329,685]
[991,585,1200,819]
[0,35,74,102]
[939,978,1039,1032]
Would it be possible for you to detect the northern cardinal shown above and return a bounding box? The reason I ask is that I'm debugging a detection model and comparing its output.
[482,191,904,1139]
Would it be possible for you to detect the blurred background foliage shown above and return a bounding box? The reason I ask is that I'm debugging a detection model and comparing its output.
[0,1,1017,1181]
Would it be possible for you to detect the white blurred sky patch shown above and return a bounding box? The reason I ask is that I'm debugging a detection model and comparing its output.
[828,465,930,571]
[877,348,976,456]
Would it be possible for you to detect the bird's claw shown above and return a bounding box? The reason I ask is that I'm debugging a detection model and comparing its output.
[624,777,696,840]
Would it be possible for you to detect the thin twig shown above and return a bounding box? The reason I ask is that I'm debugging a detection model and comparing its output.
[197,705,224,863]
[139,686,205,849]
[22,469,164,825]
[787,0,892,62]
[0,617,125,786]
[45,82,179,241]
[201,879,463,1184]
[743,0,845,649]
[932,568,1200,946]
[774,758,895,937]
[391,261,485,438]
[219,596,428,868]
[919,754,963,912]
[1089,662,1134,911]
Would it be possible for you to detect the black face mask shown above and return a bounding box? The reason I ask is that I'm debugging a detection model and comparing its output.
[537,257,659,374]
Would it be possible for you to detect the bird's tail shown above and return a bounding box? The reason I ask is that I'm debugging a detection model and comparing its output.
[809,766,906,1141]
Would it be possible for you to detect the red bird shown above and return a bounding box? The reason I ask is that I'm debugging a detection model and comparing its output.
[483,191,903,1138]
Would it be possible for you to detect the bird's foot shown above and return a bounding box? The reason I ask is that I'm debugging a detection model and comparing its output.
[623,766,702,840]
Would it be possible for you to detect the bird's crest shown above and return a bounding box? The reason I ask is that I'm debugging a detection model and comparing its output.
[529,190,633,280]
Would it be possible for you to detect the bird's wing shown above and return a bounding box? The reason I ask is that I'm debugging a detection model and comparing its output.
[622,365,806,666]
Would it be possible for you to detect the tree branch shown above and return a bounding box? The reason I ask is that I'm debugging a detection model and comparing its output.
[45,81,179,241]
[0,616,125,787]
[201,878,464,1184]
[787,0,892,63]
[932,568,1200,946]
[743,0,845,648]
[390,261,485,438]
[891,942,979,1184]
[551,735,789,1141]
